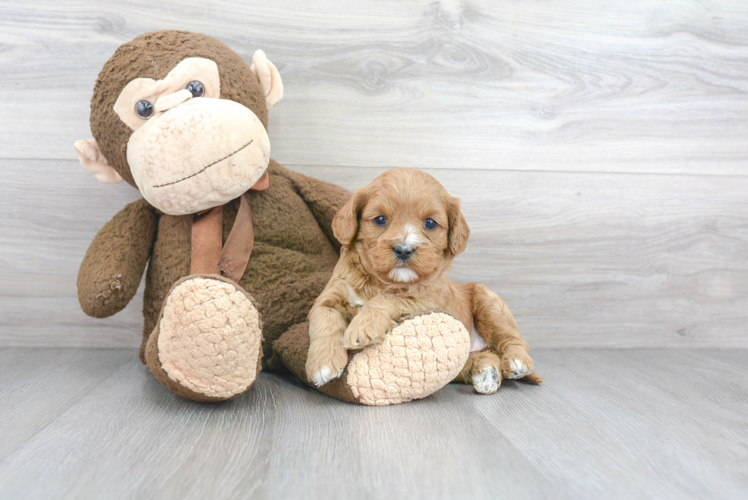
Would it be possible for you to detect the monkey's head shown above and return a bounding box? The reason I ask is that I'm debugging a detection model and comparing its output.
[74,31,283,215]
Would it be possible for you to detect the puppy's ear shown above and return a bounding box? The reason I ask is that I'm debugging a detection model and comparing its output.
[447,195,470,256]
[332,187,370,245]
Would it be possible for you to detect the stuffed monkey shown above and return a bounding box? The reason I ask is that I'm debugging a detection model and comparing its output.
[75,31,469,405]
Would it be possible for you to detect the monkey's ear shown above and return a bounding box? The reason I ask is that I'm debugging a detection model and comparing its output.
[73,139,124,184]
[250,50,284,109]
[332,187,370,246]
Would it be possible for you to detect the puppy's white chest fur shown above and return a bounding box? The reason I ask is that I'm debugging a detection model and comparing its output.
[388,267,419,283]
[347,286,365,308]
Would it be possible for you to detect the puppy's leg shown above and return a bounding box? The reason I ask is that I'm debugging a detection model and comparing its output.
[472,284,540,382]
[342,295,415,349]
[306,305,349,387]
[456,350,503,394]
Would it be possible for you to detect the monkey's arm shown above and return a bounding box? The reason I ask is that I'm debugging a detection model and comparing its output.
[269,160,351,251]
[78,198,157,318]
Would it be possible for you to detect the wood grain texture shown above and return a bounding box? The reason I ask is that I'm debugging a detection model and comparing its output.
[1,0,748,174]
[0,348,746,499]
[0,348,132,462]
[1,159,746,348]
[469,349,748,499]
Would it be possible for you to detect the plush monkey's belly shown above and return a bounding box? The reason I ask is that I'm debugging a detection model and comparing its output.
[143,170,340,367]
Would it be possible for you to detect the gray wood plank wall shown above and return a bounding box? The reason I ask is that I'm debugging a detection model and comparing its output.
[1,0,746,348]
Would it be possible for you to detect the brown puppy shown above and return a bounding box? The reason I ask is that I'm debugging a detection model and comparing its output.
[305,168,542,393]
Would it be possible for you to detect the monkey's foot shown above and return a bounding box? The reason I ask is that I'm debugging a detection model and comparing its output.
[146,275,262,401]
[345,312,471,406]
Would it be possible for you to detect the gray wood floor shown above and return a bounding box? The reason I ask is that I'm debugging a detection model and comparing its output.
[0,348,746,500]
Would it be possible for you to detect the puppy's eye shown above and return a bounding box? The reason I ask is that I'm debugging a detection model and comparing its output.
[374,216,387,227]
[186,80,205,97]
[424,218,438,230]
[135,100,154,119]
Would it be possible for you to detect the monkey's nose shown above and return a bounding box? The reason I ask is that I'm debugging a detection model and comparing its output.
[155,89,193,113]
[393,244,415,261]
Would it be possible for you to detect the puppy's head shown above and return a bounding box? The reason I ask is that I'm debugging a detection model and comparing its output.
[333,168,469,285]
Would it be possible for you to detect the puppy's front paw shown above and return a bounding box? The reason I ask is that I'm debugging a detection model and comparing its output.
[305,344,348,387]
[472,366,501,394]
[501,353,533,379]
[342,315,392,349]
[310,365,344,387]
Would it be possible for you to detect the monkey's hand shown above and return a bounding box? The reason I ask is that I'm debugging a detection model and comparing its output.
[78,199,157,318]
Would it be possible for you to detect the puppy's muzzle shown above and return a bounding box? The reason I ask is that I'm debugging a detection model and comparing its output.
[393,244,415,262]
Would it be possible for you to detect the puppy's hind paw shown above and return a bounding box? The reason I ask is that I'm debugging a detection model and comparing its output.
[503,356,533,379]
[472,366,501,395]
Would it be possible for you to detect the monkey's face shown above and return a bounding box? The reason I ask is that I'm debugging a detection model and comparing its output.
[115,58,270,215]
[74,31,284,216]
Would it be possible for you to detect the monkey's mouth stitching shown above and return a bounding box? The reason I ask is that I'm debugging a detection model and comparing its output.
[152,139,254,188]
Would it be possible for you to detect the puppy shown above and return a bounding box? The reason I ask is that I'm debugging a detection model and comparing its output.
[305,168,542,394]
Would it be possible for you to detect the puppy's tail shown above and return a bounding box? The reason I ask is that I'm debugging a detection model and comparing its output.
[521,371,544,384]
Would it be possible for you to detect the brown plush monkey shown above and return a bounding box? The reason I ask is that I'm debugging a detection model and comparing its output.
[75,30,353,401]
[76,31,469,405]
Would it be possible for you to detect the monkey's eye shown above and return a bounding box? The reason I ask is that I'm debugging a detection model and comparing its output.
[424,218,438,230]
[134,100,154,119]
[186,80,205,97]
[374,216,387,227]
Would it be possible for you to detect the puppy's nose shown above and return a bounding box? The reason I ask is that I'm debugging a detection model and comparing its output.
[393,244,415,261]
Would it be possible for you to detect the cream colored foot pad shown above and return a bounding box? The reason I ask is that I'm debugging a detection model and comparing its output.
[346,312,470,406]
[158,277,262,399]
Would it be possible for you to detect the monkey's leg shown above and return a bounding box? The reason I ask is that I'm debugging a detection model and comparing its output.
[145,275,263,402]
[274,311,471,406]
